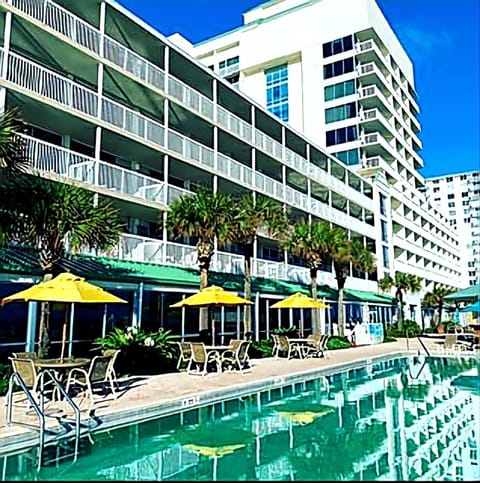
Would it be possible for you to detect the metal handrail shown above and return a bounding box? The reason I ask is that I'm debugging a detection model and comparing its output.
[6,369,81,469]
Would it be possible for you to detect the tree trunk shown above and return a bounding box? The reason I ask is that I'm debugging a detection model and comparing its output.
[243,247,253,336]
[197,240,213,332]
[37,273,53,359]
[310,267,319,335]
[397,290,404,333]
[337,283,346,338]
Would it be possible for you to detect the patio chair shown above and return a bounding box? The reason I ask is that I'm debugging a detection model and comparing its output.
[12,351,37,360]
[302,334,323,358]
[65,354,116,408]
[187,343,221,376]
[221,340,251,372]
[8,357,42,406]
[175,342,192,371]
[277,335,301,359]
[102,349,121,389]
[440,334,469,355]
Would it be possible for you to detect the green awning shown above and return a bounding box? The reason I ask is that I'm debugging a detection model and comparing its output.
[345,289,394,304]
[0,246,393,304]
[444,284,480,302]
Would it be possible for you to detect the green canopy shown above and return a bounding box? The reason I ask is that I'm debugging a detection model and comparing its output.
[444,284,480,303]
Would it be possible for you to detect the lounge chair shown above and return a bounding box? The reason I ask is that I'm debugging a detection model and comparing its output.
[175,342,192,371]
[102,349,121,390]
[439,334,470,355]
[66,354,116,408]
[187,343,221,375]
[276,335,301,359]
[221,340,251,372]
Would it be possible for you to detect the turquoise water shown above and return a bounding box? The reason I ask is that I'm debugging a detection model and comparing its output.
[2,355,479,481]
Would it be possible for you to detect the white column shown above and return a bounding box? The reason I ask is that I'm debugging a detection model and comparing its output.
[26,301,37,352]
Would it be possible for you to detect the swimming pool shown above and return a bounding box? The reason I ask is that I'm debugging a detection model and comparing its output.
[2,355,479,481]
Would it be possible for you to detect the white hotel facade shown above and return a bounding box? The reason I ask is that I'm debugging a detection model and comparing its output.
[424,171,480,287]
[0,0,465,347]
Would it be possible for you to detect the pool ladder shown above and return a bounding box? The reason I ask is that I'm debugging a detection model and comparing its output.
[5,369,90,470]
[405,328,431,357]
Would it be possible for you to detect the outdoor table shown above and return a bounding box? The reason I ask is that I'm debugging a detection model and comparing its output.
[34,357,90,382]
[288,338,314,359]
[203,345,233,372]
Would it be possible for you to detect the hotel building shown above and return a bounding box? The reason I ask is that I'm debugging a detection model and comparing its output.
[424,171,480,287]
[188,0,466,294]
[0,0,463,354]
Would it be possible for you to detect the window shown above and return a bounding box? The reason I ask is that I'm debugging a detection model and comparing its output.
[323,35,354,58]
[324,80,355,101]
[219,56,239,69]
[382,246,389,268]
[265,64,289,121]
[381,220,388,242]
[325,102,357,123]
[334,148,360,165]
[379,193,387,216]
[324,57,354,79]
[433,187,439,193]
[446,176,453,182]
[326,126,358,146]
[448,202,455,208]
[447,193,454,199]
[462,191,469,197]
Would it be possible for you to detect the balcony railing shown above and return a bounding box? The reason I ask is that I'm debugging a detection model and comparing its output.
[5,0,378,205]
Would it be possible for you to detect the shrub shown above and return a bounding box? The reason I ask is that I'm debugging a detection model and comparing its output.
[250,338,274,358]
[326,336,351,350]
[0,363,12,396]
[272,326,298,337]
[94,327,178,376]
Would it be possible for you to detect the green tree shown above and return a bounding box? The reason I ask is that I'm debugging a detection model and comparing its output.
[422,285,455,331]
[166,187,234,330]
[230,194,287,335]
[281,219,332,335]
[323,229,376,337]
[0,175,124,357]
[378,271,422,332]
[0,108,29,175]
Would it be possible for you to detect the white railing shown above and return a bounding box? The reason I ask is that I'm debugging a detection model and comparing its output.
[103,36,165,92]
[284,147,308,174]
[217,105,252,141]
[253,259,286,280]
[6,50,98,118]
[164,241,196,267]
[212,252,244,275]
[254,129,283,161]
[167,130,215,170]
[19,134,184,207]
[168,76,214,120]
[218,62,239,78]
[217,152,253,187]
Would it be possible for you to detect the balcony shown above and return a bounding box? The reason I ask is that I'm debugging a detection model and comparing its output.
[218,62,240,78]
[360,108,394,139]
[361,132,397,161]
[357,62,389,96]
[19,133,192,207]
[358,85,392,117]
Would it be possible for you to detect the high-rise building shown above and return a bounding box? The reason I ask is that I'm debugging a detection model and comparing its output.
[424,171,480,287]
[188,0,467,298]
[0,0,464,353]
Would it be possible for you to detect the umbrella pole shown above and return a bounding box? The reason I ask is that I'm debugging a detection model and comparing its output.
[60,303,69,363]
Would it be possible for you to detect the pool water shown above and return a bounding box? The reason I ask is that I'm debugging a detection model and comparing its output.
[2,355,479,481]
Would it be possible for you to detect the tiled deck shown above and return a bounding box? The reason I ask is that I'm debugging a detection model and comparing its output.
[0,336,450,454]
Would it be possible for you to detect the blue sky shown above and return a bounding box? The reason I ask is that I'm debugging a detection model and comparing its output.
[118,0,479,178]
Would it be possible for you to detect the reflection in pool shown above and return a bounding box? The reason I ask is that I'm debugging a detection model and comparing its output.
[2,355,479,481]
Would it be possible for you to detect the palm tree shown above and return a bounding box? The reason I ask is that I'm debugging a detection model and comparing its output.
[326,230,376,338]
[378,271,422,332]
[166,187,234,330]
[422,285,455,332]
[281,219,331,335]
[0,175,124,357]
[229,194,287,335]
[0,107,29,175]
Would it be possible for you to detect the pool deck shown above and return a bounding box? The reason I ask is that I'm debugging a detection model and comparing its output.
[0,336,466,454]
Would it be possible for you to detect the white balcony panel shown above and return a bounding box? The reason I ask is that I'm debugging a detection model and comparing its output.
[217,153,253,187]
[8,0,101,54]
[253,259,286,280]
[167,130,215,170]
[167,185,192,204]
[216,105,252,141]
[21,134,168,205]
[165,242,196,267]
[104,36,165,92]
[6,51,98,118]
[284,148,308,174]
[168,77,214,120]
[212,252,245,275]
[254,130,283,160]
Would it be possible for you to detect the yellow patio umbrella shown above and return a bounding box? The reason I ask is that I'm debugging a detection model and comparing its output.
[170,285,253,344]
[2,272,127,361]
[271,292,330,336]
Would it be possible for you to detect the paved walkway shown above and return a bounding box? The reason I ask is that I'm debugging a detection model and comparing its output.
[0,336,448,453]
